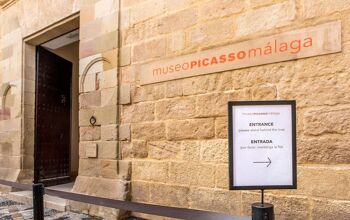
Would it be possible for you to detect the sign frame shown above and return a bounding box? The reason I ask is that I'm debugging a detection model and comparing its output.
[228,100,297,190]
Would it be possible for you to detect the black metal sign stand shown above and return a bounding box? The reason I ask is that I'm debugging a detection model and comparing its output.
[251,189,274,220]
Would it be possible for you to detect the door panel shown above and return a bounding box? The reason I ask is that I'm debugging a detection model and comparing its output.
[35,46,72,186]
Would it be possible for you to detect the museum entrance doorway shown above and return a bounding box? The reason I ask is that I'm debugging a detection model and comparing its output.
[33,27,80,187]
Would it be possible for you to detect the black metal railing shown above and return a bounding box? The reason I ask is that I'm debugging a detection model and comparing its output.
[0,179,250,220]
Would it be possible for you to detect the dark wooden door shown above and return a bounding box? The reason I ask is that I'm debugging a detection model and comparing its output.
[34,46,72,186]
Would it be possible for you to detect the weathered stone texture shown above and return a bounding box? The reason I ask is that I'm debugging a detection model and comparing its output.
[301,0,350,19]
[303,107,350,136]
[149,183,189,207]
[166,119,215,140]
[236,0,296,36]
[298,136,350,164]
[122,140,148,159]
[200,139,228,163]
[189,188,241,215]
[159,7,197,34]
[122,102,155,123]
[131,122,166,141]
[168,161,216,187]
[132,160,168,183]
[311,198,350,220]
[132,38,166,62]
[155,97,196,120]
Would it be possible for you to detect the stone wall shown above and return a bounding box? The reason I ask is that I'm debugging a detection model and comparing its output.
[0,0,350,219]
[119,0,350,219]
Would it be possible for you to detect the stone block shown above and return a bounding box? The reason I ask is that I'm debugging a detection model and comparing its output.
[120,46,131,66]
[119,123,131,141]
[79,91,101,109]
[95,0,118,19]
[132,160,168,183]
[200,139,228,163]
[278,71,350,107]
[101,87,117,107]
[216,164,229,189]
[298,136,350,164]
[236,0,296,36]
[85,143,98,158]
[80,31,119,59]
[120,83,131,104]
[166,80,183,98]
[177,141,200,161]
[196,93,229,117]
[79,109,97,127]
[80,19,102,41]
[301,0,350,19]
[311,198,350,220]
[168,162,215,187]
[252,84,277,100]
[296,165,350,200]
[132,122,166,141]
[215,117,228,139]
[98,141,118,159]
[121,141,148,159]
[303,107,350,136]
[182,74,219,96]
[122,102,155,123]
[148,141,181,160]
[121,66,134,83]
[149,183,189,207]
[80,4,95,28]
[159,7,197,34]
[189,188,241,215]
[198,0,244,21]
[100,159,131,180]
[132,83,166,102]
[167,31,185,52]
[166,119,215,140]
[120,8,130,29]
[80,126,101,141]
[90,177,129,199]
[99,68,118,89]
[129,0,165,25]
[132,38,166,62]
[98,105,117,124]
[102,48,119,69]
[79,158,99,177]
[131,181,150,202]
[188,17,235,47]
[155,97,196,120]
[101,124,118,141]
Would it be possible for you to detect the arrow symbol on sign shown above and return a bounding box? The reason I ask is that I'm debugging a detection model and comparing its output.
[253,157,272,167]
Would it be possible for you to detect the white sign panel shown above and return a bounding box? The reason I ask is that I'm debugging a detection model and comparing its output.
[228,101,296,190]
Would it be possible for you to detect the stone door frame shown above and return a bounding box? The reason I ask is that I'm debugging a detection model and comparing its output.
[20,12,80,183]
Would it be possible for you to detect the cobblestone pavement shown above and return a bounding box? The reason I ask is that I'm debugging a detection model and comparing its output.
[0,197,102,220]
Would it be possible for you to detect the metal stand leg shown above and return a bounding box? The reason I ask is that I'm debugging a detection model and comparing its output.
[251,189,274,220]
[33,183,44,220]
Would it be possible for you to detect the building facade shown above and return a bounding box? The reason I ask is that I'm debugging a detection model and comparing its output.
[0,0,350,219]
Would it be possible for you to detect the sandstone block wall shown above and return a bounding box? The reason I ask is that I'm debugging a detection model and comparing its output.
[0,0,350,219]
[119,0,350,219]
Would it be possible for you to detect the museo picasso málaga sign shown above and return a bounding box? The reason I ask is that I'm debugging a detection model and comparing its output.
[140,21,341,85]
